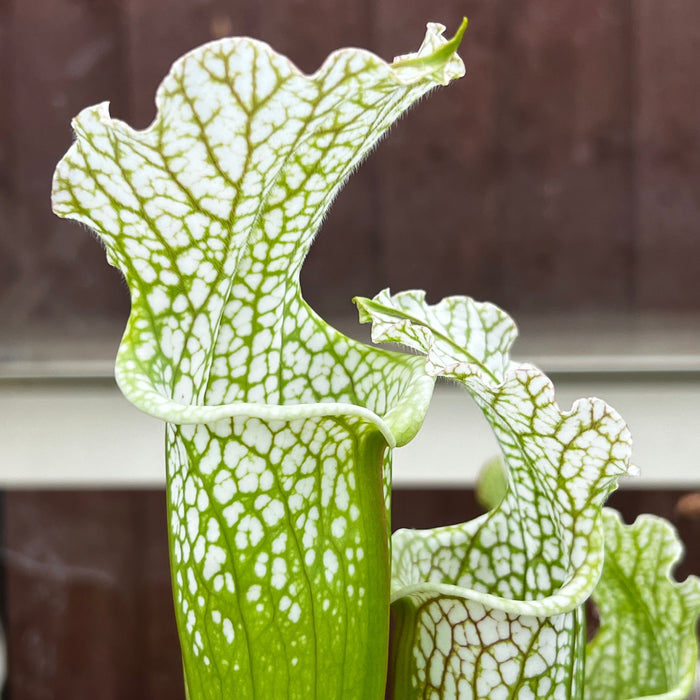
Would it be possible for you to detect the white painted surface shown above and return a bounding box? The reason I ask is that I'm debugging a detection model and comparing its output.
[1,373,698,488]
[0,380,165,488]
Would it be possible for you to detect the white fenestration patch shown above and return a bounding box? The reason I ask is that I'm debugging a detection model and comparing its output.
[222,618,235,644]
[288,602,301,624]
[203,545,227,580]
[235,515,264,549]
[271,557,287,590]
[323,549,339,583]
[331,516,347,538]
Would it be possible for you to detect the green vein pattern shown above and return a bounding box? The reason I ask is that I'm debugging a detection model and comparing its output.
[52,23,465,699]
[585,509,700,700]
[357,289,634,699]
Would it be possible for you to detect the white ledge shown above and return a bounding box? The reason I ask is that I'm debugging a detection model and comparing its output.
[1,371,698,489]
[1,314,699,489]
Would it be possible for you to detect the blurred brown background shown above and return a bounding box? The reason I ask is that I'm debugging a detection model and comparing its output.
[1,1,699,698]
[1,0,699,327]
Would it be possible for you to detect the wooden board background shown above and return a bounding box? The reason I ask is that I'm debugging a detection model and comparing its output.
[1,0,698,325]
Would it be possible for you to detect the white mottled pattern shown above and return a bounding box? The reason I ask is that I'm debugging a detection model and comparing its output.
[357,290,636,698]
[51,21,466,700]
